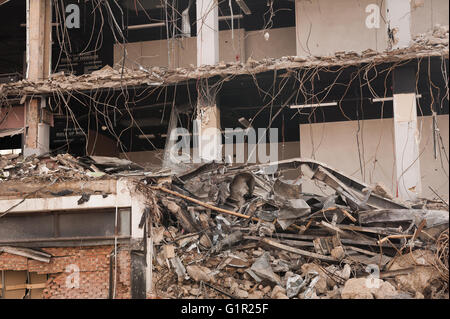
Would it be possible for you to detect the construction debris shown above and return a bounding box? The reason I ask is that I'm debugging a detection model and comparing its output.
[1,153,448,299]
[142,158,449,299]
[0,153,142,182]
[340,278,398,299]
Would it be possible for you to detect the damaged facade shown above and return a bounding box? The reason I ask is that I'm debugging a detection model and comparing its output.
[0,0,448,299]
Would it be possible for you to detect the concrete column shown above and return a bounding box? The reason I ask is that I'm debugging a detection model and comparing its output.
[195,83,222,162]
[196,0,219,66]
[27,0,52,81]
[24,0,52,156]
[387,1,420,200]
[393,66,422,201]
[24,98,50,157]
[386,0,412,49]
[195,0,221,162]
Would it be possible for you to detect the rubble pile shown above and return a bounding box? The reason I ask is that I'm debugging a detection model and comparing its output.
[0,153,142,182]
[1,153,448,299]
[412,24,449,49]
[144,159,449,299]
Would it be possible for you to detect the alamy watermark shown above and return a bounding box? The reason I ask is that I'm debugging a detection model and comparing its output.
[63,3,380,30]
[365,264,381,289]
[65,4,80,29]
[65,264,80,289]
[166,124,279,172]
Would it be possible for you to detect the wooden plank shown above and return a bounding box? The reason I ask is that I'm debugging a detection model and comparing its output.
[319,221,360,239]
[151,186,261,222]
[379,267,415,279]
[0,283,46,291]
[345,245,380,257]
[377,234,413,245]
[263,232,394,248]
[30,272,47,299]
[243,235,314,248]
[260,238,338,262]
[347,253,392,266]
[336,224,402,236]
[340,208,357,223]
[320,221,346,234]
[3,271,26,298]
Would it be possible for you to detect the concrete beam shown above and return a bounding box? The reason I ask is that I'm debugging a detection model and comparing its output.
[392,66,421,201]
[196,88,222,162]
[23,97,50,157]
[24,98,40,155]
[386,0,412,49]
[0,194,124,213]
[0,179,117,199]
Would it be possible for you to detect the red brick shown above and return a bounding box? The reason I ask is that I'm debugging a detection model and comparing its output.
[1,245,132,299]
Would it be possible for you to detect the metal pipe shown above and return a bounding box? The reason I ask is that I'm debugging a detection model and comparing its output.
[127,22,166,30]
[372,94,421,102]
[0,235,130,244]
[219,14,244,21]
[290,102,338,109]
[236,0,251,15]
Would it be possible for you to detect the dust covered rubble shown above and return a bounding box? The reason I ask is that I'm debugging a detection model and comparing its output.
[143,159,449,299]
[1,153,448,299]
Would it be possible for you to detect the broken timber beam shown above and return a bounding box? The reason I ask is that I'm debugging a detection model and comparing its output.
[150,185,261,222]
[260,238,338,262]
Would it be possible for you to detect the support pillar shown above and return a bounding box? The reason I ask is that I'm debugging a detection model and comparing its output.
[387,0,421,200]
[196,0,219,66]
[386,0,412,49]
[393,66,422,201]
[195,0,221,162]
[24,0,52,156]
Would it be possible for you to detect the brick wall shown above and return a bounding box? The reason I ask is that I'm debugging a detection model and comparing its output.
[0,245,131,299]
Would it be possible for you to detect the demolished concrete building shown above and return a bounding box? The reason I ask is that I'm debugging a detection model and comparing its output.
[0,0,448,299]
